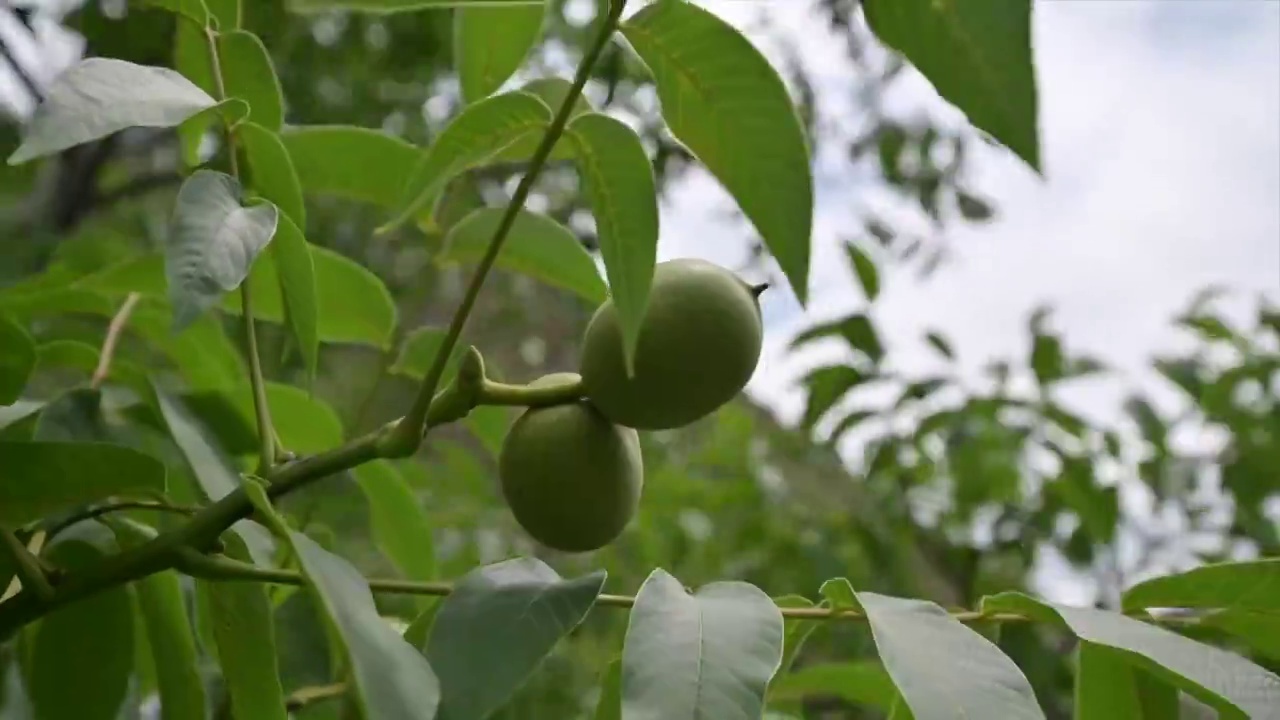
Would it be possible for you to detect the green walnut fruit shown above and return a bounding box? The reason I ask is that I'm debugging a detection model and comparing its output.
[498,372,643,553]
[579,258,765,430]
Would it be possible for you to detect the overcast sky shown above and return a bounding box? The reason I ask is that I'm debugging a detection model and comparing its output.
[4,0,1279,602]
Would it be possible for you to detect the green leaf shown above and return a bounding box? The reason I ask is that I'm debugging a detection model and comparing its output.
[984,592,1280,717]
[198,530,288,720]
[133,571,206,720]
[268,211,320,385]
[391,327,468,382]
[464,405,512,458]
[566,112,659,374]
[137,0,210,26]
[1030,332,1064,385]
[0,316,34,405]
[287,0,516,12]
[800,365,868,430]
[151,384,276,565]
[622,0,813,303]
[380,91,552,234]
[8,58,219,164]
[924,331,954,360]
[793,313,884,363]
[768,661,897,711]
[520,78,593,119]
[455,2,547,103]
[219,30,284,131]
[426,558,606,720]
[244,482,442,720]
[281,125,420,207]
[1122,560,1280,613]
[853,591,1043,719]
[352,460,436,585]
[593,658,622,720]
[440,207,606,305]
[846,243,880,303]
[27,540,134,720]
[622,568,784,720]
[166,169,279,331]
[1074,642,1177,720]
[239,122,307,226]
[773,595,821,679]
[862,0,1040,172]
[0,442,166,528]
[1200,610,1280,662]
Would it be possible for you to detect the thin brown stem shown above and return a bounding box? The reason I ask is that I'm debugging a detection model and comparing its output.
[91,292,141,389]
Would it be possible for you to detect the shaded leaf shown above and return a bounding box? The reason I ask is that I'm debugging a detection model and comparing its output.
[9,58,220,164]
[391,327,468,383]
[520,77,593,119]
[0,441,166,528]
[1122,559,1280,613]
[984,592,1280,717]
[219,30,284,131]
[1200,610,1280,662]
[622,0,813,303]
[862,0,1040,171]
[352,460,436,586]
[240,122,306,227]
[855,590,1044,719]
[166,170,279,331]
[456,2,547,103]
[27,540,134,720]
[267,211,319,385]
[282,125,420,207]
[1074,642,1177,720]
[800,365,869,430]
[768,661,897,711]
[774,595,822,679]
[244,482,442,720]
[924,331,954,360]
[133,571,206,720]
[566,112,659,372]
[622,568,784,720]
[426,558,606,720]
[846,243,880,303]
[793,313,883,363]
[440,207,606,305]
[1030,332,1064,385]
[381,91,552,233]
[593,657,622,720]
[151,384,276,565]
[0,316,34,405]
[198,530,288,720]
[956,191,995,222]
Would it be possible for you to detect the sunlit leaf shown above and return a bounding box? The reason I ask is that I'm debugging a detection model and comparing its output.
[440,207,607,305]
[622,0,813,303]
[0,316,34,406]
[380,91,552,234]
[456,2,547,103]
[244,482,442,719]
[566,112,659,374]
[984,592,1280,717]
[0,442,166,528]
[622,568,784,720]
[166,170,278,331]
[8,58,221,165]
[352,460,436,587]
[426,558,606,720]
